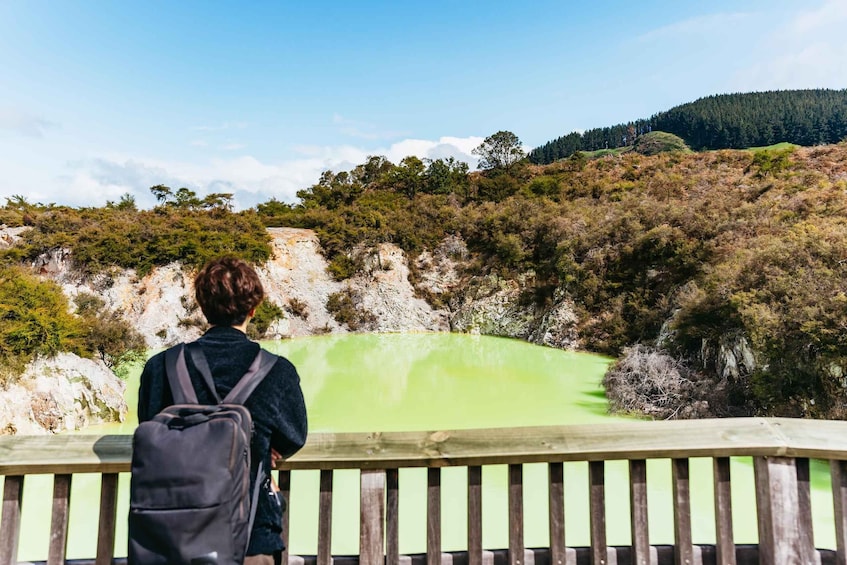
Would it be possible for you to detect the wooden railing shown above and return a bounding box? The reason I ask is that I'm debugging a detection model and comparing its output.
[2,417,847,564]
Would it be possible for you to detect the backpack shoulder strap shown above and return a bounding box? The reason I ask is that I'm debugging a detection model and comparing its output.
[164,344,198,404]
[186,342,222,403]
[223,349,278,405]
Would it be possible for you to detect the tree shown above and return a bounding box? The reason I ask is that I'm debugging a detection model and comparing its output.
[472,131,525,170]
[150,185,172,203]
[388,156,425,198]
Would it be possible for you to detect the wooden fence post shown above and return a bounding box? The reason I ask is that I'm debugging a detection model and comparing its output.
[360,469,386,565]
[0,476,23,565]
[754,456,811,564]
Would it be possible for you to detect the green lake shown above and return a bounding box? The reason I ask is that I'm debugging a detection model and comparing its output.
[8,333,838,559]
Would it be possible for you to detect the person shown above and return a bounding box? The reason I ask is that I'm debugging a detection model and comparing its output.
[137,256,308,565]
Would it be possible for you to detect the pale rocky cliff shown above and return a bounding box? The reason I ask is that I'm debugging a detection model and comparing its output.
[1,226,585,433]
[0,353,126,435]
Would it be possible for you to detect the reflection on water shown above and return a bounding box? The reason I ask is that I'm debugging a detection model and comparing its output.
[11,334,836,558]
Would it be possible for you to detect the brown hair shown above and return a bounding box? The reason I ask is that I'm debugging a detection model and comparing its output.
[194,256,264,326]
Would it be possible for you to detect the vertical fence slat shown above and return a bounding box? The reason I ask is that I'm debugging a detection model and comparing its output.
[509,464,524,565]
[427,467,441,565]
[96,473,119,565]
[317,469,333,565]
[832,460,847,565]
[548,462,565,565]
[589,461,607,565]
[712,457,735,565]
[796,458,815,564]
[755,456,804,565]
[629,459,649,565]
[386,469,399,565]
[47,473,72,565]
[672,458,693,565]
[279,470,292,565]
[0,475,24,565]
[360,469,385,565]
[468,466,483,565]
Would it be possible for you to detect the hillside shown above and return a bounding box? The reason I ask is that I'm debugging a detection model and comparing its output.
[3,142,847,421]
[530,89,847,164]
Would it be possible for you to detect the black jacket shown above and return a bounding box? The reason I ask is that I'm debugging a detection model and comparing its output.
[137,326,308,555]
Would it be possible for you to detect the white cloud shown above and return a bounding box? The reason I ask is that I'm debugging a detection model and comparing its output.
[732,0,847,91]
[0,108,57,138]
[9,135,484,210]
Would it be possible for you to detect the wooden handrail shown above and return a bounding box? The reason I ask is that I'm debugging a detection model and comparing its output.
[3,418,847,475]
[2,418,847,565]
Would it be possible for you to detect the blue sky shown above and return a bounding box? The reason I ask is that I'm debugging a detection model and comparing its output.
[1,0,845,209]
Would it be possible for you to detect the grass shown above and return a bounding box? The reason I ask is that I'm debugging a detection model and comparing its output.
[745,141,800,152]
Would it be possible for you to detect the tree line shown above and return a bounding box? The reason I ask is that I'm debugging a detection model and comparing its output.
[3,133,847,420]
[529,89,847,163]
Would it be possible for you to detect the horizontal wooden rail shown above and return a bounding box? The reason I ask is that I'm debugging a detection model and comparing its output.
[2,418,847,565]
[3,418,847,475]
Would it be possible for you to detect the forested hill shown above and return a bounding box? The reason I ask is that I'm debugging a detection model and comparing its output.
[529,89,847,164]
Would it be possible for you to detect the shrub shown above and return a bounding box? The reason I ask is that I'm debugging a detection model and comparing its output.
[326,289,377,331]
[603,344,716,419]
[632,131,690,156]
[0,267,86,385]
[12,203,271,276]
[74,292,147,378]
[286,297,309,319]
[248,300,285,339]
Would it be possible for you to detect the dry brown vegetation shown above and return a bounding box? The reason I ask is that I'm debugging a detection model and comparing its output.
[263,143,847,417]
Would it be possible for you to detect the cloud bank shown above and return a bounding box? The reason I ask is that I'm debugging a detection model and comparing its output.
[30,136,483,210]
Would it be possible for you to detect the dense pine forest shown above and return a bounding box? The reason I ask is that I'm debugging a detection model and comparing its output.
[529,89,847,163]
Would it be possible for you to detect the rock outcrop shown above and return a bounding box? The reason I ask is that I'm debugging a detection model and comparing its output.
[0,353,126,435]
[1,226,585,433]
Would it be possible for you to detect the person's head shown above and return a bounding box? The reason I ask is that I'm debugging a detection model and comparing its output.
[194,256,264,327]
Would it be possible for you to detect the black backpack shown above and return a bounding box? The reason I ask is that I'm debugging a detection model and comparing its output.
[129,342,278,565]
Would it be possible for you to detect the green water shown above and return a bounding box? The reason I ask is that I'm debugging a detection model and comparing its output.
[8,333,837,559]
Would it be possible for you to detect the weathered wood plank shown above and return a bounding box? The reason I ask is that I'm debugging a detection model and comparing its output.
[386,469,399,565]
[279,470,291,565]
[0,475,23,565]
[279,418,847,468]
[360,469,385,565]
[754,456,804,564]
[5,419,847,474]
[588,461,607,565]
[629,459,649,565]
[427,468,441,565]
[468,465,482,565]
[548,462,565,565]
[832,459,847,565]
[712,457,735,565]
[317,469,333,565]
[96,473,119,565]
[48,474,72,565]
[673,458,693,565]
[508,464,524,565]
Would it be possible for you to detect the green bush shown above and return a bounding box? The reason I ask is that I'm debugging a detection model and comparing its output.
[74,293,147,378]
[0,267,85,384]
[11,200,271,275]
[632,131,690,156]
[326,289,377,331]
[247,300,285,340]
